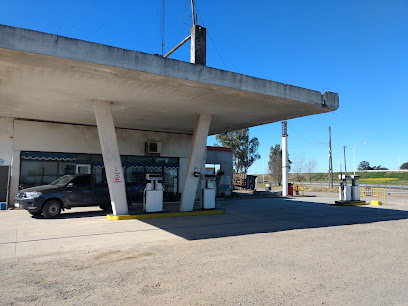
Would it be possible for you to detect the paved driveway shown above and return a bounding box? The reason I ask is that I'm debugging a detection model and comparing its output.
[1,193,408,305]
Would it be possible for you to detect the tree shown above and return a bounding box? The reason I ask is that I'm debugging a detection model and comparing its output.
[216,128,260,173]
[401,162,408,170]
[268,144,292,185]
[268,145,282,185]
[372,165,388,170]
[305,159,317,183]
[358,161,371,171]
[293,153,305,181]
[358,161,389,171]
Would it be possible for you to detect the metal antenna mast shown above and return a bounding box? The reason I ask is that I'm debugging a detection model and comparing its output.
[163,0,206,65]
[191,0,196,25]
[161,0,165,55]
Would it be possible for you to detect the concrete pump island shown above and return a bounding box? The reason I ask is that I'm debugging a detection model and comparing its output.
[0,24,338,217]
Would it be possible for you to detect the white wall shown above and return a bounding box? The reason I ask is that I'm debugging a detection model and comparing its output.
[9,120,193,200]
[0,118,13,165]
[13,120,193,157]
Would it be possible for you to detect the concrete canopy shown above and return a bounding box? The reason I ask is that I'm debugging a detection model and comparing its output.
[0,25,338,135]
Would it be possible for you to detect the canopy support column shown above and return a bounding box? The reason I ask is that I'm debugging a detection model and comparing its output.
[93,101,128,216]
[180,114,212,212]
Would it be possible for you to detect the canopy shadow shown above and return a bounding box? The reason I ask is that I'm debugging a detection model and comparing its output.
[136,197,408,240]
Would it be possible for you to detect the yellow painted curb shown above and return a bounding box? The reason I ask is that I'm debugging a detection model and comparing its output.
[334,201,366,206]
[343,202,366,206]
[371,200,382,206]
[107,209,225,220]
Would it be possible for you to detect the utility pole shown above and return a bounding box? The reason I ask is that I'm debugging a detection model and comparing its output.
[282,121,288,196]
[329,126,333,188]
[343,145,347,174]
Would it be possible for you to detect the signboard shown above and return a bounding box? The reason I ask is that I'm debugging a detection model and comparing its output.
[113,167,122,183]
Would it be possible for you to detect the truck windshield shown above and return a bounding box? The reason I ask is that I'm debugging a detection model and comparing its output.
[50,175,75,186]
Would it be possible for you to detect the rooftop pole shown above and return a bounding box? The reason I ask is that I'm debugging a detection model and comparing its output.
[190,0,206,65]
[191,0,195,25]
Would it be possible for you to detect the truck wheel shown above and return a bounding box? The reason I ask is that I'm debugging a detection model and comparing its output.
[42,200,62,219]
[99,204,111,212]
[29,211,42,216]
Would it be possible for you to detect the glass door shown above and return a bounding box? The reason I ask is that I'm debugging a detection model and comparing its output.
[75,164,91,174]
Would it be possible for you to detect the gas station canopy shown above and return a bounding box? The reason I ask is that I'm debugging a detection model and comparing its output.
[0,25,338,135]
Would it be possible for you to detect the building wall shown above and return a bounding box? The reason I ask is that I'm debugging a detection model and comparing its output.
[0,118,13,203]
[0,118,13,166]
[206,147,233,196]
[206,149,233,179]
[8,119,194,202]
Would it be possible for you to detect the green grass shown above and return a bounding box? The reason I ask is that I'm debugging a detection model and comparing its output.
[260,172,408,185]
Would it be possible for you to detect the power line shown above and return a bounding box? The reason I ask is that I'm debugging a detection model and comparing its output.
[180,0,190,26]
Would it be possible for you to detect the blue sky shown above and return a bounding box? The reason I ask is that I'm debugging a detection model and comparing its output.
[1,0,407,173]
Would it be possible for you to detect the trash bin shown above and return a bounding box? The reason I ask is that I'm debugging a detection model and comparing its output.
[288,183,294,196]
[0,202,6,210]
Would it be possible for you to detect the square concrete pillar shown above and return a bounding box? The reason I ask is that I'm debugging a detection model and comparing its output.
[180,114,212,211]
[190,25,206,66]
[93,101,128,215]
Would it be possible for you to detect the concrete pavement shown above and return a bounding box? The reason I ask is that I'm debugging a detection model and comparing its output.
[2,192,408,259]
[1,193,408,305]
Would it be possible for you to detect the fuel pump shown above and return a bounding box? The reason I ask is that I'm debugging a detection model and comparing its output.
[336,174,364,205]
[143,173,163,212]
[202,174,216,209]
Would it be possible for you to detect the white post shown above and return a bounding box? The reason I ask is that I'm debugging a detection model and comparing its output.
[93,101,128,216]
[282,135,288,196]
[9,151,20,204]
[353,146,356,175]
[180,114,212,212]
[262,154,265,184]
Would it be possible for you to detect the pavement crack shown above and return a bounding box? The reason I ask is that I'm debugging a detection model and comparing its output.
[14,225,18,257]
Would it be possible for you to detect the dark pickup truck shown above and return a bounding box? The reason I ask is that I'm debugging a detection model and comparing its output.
[14,174,144,218]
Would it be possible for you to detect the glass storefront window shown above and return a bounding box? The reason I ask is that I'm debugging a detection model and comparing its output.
[19,152,179,195]
[163,168,178,194]
[156,157,178,164]
[20,161,59,186]
[76,154,92,162]
[146,166,162,174]
[59,162,76,175]
[92,155,103,162]
[94,167,107,185]
[127,156,152,163]
[126,167,145,184]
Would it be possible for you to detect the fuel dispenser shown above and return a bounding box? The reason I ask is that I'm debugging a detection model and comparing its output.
[336,174,365,205]
[143,173,163,212]
[202,174,216,209]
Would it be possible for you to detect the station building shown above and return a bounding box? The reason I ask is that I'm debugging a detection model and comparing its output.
[0,24,338,215]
